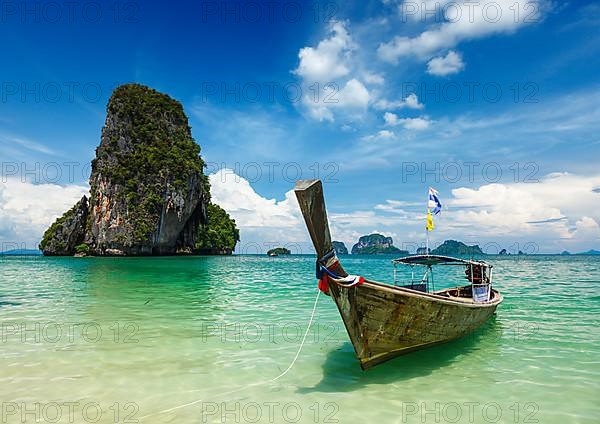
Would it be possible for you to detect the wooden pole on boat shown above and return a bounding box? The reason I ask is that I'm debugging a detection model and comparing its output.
[294,180,348,278]
[294,180,334,259]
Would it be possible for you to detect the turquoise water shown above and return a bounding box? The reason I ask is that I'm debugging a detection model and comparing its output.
[0,255,599,423]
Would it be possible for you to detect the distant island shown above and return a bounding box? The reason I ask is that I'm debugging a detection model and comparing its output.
[332,241,348,255]
[577,249,600,255]
[553,250,600,256]
[39,84,239,257]
[349,235,480,256]
[347,237,488,256]
[351,234,409,255]
[430,240,484,256]
[267,247,291,256]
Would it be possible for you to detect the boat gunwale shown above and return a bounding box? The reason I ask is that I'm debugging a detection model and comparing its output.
[358,279,504,308]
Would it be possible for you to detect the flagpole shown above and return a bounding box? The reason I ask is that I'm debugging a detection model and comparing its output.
[426,187,429,255]
[426,225,429,255]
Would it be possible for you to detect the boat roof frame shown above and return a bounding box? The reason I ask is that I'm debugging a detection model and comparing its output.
[392,254,491,267]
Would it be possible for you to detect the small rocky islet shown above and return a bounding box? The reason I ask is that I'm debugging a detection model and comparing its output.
[40,84,239,256]
[267,247,291,256]
[351,234,408,255]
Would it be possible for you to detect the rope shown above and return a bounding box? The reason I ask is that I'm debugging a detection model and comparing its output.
[138,288,321,421]
[316,250,364,289]
[319,264,364,288]
[271,288,320,381]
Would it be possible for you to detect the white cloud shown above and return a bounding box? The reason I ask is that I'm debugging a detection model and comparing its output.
[445,173,600,251]
[294,21,354,82]
[571,217,600,245]
[0,133,58,156]
[208,169,313,252]
[372,173,600,252]
[209,170,301,229]
[384,113,434,130]
[306,104,335,122]
[383,112,399,126]
[302,78,370,123]
[378,1,548,62]
[373,200,420,219]
[427,50,465,75]
[402,117,434,130]
[364,72,385,85]
[449,173,600,227]
[374,93,424,110]
[361,129,396,141]
[337,78,370,108]
[0,179,89,249]
[294,22,372,122]
[404,93,425,109]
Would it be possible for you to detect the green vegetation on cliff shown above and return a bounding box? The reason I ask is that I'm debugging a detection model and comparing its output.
[39,196,88,255]
[75,244,90,255]
[100,84,207,190]
[39,207,75,252]
[354,245,407,255]
[195,203,240,254]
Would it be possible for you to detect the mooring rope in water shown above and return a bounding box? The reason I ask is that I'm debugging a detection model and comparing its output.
[271,288,320,382]
[138,288,321,421]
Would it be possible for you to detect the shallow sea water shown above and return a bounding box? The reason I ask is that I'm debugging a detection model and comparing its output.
[0,255,599,423]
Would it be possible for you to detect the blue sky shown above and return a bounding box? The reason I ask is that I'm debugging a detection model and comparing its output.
[1,0,599,253]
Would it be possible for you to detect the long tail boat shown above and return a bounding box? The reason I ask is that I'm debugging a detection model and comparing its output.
[294,180,503,369]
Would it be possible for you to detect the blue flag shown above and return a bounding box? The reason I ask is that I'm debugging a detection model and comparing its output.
[428,187,442,215]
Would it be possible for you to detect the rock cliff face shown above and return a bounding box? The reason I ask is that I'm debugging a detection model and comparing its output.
[87,84,209,255]
[41,84,237,256]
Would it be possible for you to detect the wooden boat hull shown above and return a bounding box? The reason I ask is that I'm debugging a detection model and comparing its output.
[294,179,503,369]
[328,280,501,369]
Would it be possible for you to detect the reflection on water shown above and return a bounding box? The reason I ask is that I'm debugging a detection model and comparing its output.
[302,317,501,393]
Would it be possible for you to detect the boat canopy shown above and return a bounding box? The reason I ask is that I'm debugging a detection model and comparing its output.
[392,255,490,267]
